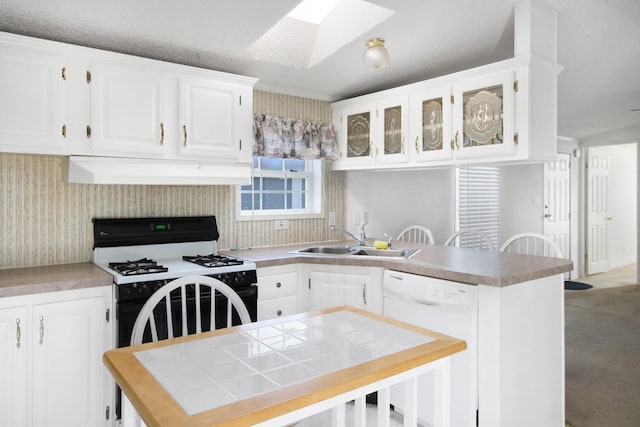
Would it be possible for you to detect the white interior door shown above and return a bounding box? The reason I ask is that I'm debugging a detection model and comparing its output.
[587,147,610,275]
[544,153,571,278]
[544,154,571,251]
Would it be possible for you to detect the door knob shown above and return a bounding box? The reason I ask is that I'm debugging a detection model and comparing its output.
[544,213,552,218]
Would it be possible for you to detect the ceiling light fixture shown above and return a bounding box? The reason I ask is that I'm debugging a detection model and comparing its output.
[365,37,389,69]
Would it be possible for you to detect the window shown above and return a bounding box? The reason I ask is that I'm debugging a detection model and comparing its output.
[455,166,500,247]
[238,157,322,219]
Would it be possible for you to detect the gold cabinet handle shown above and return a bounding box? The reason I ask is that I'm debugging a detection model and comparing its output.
[16,319,21,349]
[453,130,459,149]
[183,125,187,147]
[86,125,92,139]
[61,67,66,81]
[39,316,44,345]
[62,124,67,138]
[415,136,419,154]
[160,123,164,146]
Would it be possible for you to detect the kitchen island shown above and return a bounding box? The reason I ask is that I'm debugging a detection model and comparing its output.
[104,306,466,427]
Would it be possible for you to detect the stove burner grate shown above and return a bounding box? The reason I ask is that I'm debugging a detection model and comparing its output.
[108,258,169,276]
[183,254,244,268]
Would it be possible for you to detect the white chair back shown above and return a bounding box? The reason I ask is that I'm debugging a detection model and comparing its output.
[499,232,564,258]
[444,229,496,251]
[130,275,252,346]
[396,225,435,244]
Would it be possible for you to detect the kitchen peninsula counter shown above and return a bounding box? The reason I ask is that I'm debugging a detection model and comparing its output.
[224,241,570,427]
[222,240,572,287]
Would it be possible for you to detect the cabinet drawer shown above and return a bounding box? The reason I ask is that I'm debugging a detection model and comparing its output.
[257,296,298,321]
[258,272,298,300]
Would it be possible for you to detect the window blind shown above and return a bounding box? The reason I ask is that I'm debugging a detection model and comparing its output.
[456,166,500,248]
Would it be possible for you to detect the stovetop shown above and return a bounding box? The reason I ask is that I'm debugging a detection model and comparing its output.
[92,216,256,285]
[93,242,256,285]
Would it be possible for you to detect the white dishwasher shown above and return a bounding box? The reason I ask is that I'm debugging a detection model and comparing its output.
[383,270,478,427]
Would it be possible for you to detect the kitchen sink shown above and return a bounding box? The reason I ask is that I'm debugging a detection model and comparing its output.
[289,245,419,259]
[293,245,359,255]
[352,248,420,258]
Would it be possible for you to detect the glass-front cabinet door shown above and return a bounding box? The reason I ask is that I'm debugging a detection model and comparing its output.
[409,84,453,162]
[376,96,409,164]
[452,70,516,159]
[336,101,377,168]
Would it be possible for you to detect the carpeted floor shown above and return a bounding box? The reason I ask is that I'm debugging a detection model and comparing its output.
[565,284,640,427]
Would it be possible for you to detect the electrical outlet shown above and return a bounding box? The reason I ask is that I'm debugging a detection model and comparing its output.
[328,212,336,227]
[274,220,288,230]
[353,211,361,225]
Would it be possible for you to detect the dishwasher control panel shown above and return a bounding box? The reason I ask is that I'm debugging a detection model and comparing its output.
[383,270,474,306]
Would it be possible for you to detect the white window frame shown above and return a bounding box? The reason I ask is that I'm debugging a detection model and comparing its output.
[236,158,323,221]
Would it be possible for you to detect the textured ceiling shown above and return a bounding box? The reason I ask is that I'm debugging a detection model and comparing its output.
[0,0,638,140]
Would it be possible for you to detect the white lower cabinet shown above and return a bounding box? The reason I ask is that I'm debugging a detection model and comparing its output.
[302,264,383,314]
[0,305,28,427]
[257,265,301,321]
[0,286,113,427]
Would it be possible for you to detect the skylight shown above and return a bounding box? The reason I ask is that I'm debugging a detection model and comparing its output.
[248,0,395,68]
[287,0,342,25]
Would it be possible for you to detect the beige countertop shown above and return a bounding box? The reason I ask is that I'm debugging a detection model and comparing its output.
[0,240,572,299]
[0,262,113,298]
[221,240,573,287]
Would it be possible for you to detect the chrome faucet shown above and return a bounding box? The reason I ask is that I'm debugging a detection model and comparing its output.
[384,232,392,249]
[330,223,367,246]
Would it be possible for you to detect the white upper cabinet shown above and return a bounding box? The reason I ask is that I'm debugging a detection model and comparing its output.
[0,43,66,155]
[332,55,559,171]
[0,31,257,170]
[333,93,409,169]
[408,83,453,163]
[376,95,410,165]
[451,69,516,160]
[334,101,377,168]
[88,62,170,158]
[178,76,248,161]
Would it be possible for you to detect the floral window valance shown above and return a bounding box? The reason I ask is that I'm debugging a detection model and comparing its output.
[253,114,337,160]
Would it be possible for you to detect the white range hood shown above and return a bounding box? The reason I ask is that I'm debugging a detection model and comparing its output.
[65,156,251,186]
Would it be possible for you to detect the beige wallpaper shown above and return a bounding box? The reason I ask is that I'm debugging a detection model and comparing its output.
[0,90,345,269]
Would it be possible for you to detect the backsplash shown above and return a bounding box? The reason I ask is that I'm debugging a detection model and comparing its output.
[0,90,345,269]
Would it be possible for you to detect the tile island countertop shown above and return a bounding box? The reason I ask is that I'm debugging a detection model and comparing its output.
[103,306,466,427]
[221,240,573,287]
